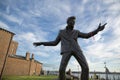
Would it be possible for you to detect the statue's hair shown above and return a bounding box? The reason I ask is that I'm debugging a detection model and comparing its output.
[67,16,76,24]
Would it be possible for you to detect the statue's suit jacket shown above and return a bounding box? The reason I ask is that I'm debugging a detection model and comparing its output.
[43,28,98,54]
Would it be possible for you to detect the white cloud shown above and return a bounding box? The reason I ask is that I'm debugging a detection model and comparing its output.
[103,0,119,4]
[85,41,120,58]
[32,0,71,20]
[73,0,120,71]
[2,13,23,25]
[82,0,88,4]
[15,28,49,42]
[52,24,66,32]
[111,18,120,36]
[0,21,9,29]
[1,0,120,72]
[17,32,37,42]
[84,24,120,71]
[87,59,105,71]
[6,5,10,14]
[85,43,105,57]
[108,3,120,11]
[30,10,41,17]
[14,30,49,56]
[35,51,49,57]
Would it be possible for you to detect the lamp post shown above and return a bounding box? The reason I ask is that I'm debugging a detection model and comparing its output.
[77,65,80,79]
[104,62,108,80]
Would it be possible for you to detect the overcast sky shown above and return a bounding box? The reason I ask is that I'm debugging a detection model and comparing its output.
[0,0,120,72]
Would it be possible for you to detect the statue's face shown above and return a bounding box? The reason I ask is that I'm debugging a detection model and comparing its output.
[68,19,75,26]
[67,19,75,29]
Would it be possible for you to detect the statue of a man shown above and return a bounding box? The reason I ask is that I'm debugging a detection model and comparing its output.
[33,16,107,80]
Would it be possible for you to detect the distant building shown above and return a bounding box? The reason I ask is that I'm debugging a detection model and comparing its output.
[0,28,42,76]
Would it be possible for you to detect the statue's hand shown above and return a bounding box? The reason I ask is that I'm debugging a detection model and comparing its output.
[33,42,43,47]
[97,23,107,31]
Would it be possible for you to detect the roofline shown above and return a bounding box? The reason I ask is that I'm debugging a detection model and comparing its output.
[8,54,42,64]
[0,27,15,35]
[34,60,43,64]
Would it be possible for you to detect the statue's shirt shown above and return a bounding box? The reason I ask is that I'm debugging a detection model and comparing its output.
[43,28,98,54]
[60,29,82,54]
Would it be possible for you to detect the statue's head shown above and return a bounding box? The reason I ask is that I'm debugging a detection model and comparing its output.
[66,16,76,30]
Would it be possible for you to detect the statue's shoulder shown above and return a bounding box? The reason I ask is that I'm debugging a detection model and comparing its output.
[73,29,79,32]
[59,29,66,33]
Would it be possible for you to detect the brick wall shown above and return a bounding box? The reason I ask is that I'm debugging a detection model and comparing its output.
[0,54,6,74]
[0,29,13,74]
[29,54,42,76]
[4,57,30,76]
[0,28,42,76]
[8,41,18,55]
[35,62,42,75]
[3,55,42,76]
[0,30,12,54]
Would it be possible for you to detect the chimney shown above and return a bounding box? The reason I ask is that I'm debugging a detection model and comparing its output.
[26,52,30,60]
[31,53,34,59]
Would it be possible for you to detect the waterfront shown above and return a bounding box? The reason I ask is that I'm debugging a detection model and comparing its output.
[73,72,120,80]
[48,71,120,80]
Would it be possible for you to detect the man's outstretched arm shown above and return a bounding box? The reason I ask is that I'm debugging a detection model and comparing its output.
[78,23,107,38]
[33,32,61,47]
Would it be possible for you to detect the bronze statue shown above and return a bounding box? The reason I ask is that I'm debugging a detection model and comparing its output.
[33,16,107,80]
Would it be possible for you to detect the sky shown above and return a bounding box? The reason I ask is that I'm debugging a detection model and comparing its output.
[0,0,120,72]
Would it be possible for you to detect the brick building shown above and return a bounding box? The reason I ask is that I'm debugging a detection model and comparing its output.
[0,28,42,76]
